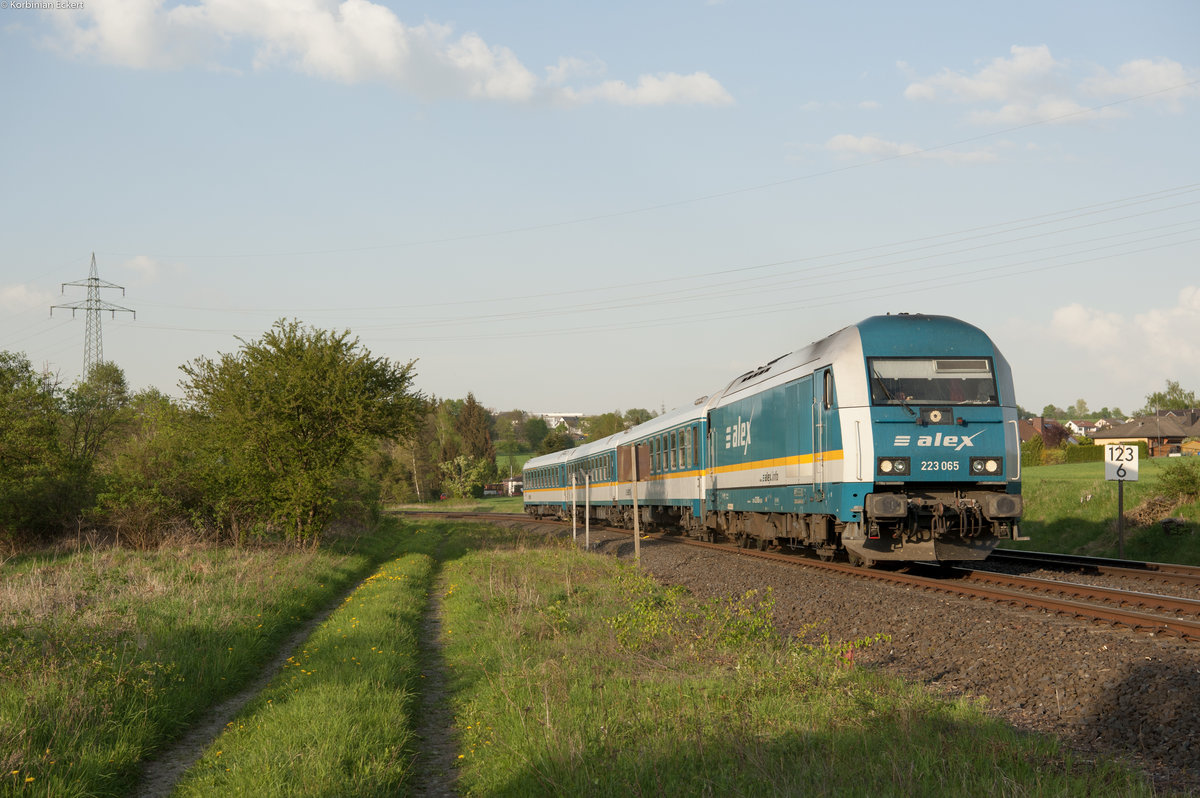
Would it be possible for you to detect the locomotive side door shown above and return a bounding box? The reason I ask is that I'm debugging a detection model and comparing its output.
[812,367,834,501]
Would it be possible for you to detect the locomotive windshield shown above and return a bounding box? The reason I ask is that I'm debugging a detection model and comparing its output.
[868,357,999,406]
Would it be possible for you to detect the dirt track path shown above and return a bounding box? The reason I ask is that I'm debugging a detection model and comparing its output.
[409,571,461,797]
[134,592,350,798]
[135,552,462,796]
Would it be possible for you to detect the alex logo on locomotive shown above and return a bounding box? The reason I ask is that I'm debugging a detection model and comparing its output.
[893,429,986,451]
[724,415,752,453]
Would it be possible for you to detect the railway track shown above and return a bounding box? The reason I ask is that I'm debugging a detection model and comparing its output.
[399,510,1200,642]
[987,548,1200,588]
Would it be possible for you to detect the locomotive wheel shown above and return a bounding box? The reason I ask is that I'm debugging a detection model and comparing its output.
[848,551,876,568]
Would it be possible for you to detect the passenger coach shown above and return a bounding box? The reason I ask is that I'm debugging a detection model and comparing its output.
[524,314,1024,563]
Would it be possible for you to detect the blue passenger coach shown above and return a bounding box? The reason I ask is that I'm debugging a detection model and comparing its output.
[524,314,1023,563]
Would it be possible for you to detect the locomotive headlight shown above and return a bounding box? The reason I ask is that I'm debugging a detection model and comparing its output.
[877,457,910,476]
[970,457,1002,475]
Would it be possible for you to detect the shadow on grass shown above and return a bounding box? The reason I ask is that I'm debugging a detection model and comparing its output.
[478,716,1140,797]
[1001,517,1117,556]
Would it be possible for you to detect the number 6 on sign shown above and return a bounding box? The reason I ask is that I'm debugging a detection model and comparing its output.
[1105,444,1139,482]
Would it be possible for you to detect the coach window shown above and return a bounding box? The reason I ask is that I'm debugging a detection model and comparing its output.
[669,431,677,470]
[823,370,833,410]
[683,429,691,469]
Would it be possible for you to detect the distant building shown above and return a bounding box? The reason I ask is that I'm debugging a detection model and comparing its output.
[1064,419,1099,437]
[1017,418,1075,448]
[537,412,584,435]
[1092,413,1200,457]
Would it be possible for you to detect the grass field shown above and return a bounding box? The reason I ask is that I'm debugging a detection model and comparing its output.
[0,525,413,797]
[436,526,1150,796]
[2,519,1161,797]
[1003,459,1200,564]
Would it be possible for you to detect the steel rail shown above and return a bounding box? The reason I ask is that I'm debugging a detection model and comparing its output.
[988,549,1200,586]
[946,566,1200,618]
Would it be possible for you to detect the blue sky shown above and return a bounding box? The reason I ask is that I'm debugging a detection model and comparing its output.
[2,0,1197,417]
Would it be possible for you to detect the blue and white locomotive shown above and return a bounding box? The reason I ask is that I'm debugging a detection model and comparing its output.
[523,314,1023,563]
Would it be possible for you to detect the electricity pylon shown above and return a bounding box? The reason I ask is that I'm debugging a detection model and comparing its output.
[50,252,136,377]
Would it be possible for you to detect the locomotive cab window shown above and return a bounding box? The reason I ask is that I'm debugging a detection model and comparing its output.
[868,357,999,406]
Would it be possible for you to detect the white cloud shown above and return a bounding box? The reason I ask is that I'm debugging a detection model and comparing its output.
[825,133,996,164]
[1050,288,1200,384]
[43,0,731,106]
[905,45,1063,104]
[1,284,53,312]
[545,56,606,87]
[1081,58,1200,111]
[559,72,734,107]
[902,45,1197,125]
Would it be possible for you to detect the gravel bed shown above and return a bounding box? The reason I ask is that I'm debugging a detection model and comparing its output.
[507,520,1200,795]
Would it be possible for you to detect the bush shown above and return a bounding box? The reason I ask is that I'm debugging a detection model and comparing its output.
[1158,458,1200,501]
[1020,436,1043,468]
[1041,447,1067,466]
[1065,445,1106,464]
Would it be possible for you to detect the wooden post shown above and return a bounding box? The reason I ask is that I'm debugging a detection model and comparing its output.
[585,473,591,551]
[571,472,577,542]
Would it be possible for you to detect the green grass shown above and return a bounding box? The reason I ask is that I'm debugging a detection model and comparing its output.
[394,495,525,513]
[4,521,1161,797]
[172,527,449,797]
[8,484,1191,798]
[437,530,1151,797]
[0,523,411,798]
[1004,459,1200,563]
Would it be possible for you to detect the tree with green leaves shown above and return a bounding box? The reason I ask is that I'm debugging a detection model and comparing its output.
[1140,380,1198,414]
[180,320,424,545]
[624,408,656,426]
[1040,404,1066,419]
[0,352,64,541]
[524,416,550,450]
[438,455,493,499]
[455,392,496,478]
[538,429,575,455]
[583,411,626,442]
[95,388,202,547]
